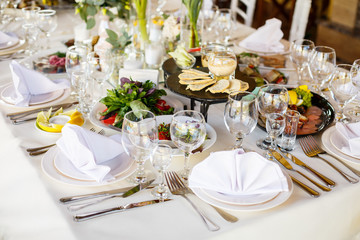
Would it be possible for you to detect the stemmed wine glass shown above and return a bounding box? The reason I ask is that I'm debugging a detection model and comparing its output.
[87,51,114,102]
[213,8,234,44]
[266,113,285,159]
[290,39,315,83]
[36,9,57,49]
[347,59,360,121]
[329,64,358,123]
[122,110,158,184]
[224,91,258,150]
[150,144,172,200]
[170,110,206,181]
[308,46,336,97]
[256,84,289,150]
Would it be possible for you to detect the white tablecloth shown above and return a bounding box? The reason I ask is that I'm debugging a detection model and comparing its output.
[1,9,360,240]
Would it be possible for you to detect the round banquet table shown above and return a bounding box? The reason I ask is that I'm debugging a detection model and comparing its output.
[1,8,360,240]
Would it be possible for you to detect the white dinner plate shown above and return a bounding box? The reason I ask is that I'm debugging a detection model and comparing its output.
[0,83,70,109]
[0,39,26,56]
[322,126,360,165]
[89,96,184,130]
[41,147,137,187]
[190,170,293,211]
[0,33,19,50]
[329,127,360,160]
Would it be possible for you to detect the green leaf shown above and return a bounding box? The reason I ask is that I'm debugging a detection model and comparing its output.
[86,5,97,16]
[106,9,116,20]
[105,29,118,40]
[86,18,96,29]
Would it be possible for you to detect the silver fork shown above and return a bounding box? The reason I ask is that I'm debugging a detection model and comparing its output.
[27,128,105,156]
[299,136,359,184]
[165,171,220,231]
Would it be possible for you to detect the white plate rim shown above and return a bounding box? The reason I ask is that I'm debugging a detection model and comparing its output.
[322,126,360,165]
[0,39,25,56]
[0,34,19,50]
[190,170,293,211]
[329,127,360,160]
[41,146,137,187]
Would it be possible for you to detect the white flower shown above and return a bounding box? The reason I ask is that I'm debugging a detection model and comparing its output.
[162,16,180,42]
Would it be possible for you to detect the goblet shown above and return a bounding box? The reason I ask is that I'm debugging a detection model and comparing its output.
[347,59,360,121]
[224,91,258,150]
[290,39,314,83]
[170,110,206,181]
[329,64,358,123]
[213,8,233,44]
[122,110,158,184]
[266,113,285,159]
[36,9,57,49]
[207,49,237,80]
[150,144,172,200]
[200,42,227,68]
[308,46,336,96]
[256,84,289,150]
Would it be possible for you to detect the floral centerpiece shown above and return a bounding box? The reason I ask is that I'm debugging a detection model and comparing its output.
[182,0,203,49]
[162,15,181,52]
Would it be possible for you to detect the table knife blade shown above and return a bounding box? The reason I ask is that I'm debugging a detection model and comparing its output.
[73,199,172,222]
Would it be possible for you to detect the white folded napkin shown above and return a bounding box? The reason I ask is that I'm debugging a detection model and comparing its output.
[118,69,159,86]
[56,124,127,182]
[239,18,284,53]
[0,31,18,45]
[335,122,360,156]
[189,149,289,195]
[9,60,69,106]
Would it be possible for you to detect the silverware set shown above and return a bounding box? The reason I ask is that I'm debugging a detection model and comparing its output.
[26,128,104,156]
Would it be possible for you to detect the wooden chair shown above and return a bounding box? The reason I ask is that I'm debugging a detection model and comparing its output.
[289,0,312,42]
[230,0,257,26]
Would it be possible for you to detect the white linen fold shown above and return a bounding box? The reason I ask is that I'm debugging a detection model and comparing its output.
[239,18,284,53]
[9,60,69,106]
[189,149,289,195]
[56,124,127,182]
[0,31,18,45]
[335,122,360,156]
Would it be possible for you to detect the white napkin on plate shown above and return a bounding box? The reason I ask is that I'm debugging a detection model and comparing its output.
[9,60,69,106]
[239,18,284,53]
[189,149,289,195]
[118,69,159,86]
[335,122,360,156]
[56,124,127,182]
[0,31,18,45]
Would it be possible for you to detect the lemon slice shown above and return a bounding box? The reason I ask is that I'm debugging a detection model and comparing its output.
[68,110,85,126]
[288,90,298,105]
[53,107,63,117]
[36,109,84,133]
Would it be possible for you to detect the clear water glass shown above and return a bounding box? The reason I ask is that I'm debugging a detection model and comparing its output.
[36,9,57,49]
[151,144,172,200]
[71,71,90,115]
[224,91,258,150]
[308,46,336,96]
[256,84,289,150]
[278,110,300,152]
[266,113,285,159]
[122,110,158,184]
[22,6,40,24]
[214,8,233,44]
[290,39,314,84]
[329,64,358,123]
[170,110,206,181]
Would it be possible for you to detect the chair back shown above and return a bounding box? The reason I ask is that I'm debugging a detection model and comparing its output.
[230,0,257,26]
[289,0,312,42]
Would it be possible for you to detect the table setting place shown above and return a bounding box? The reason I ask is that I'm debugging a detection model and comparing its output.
[2,1,360,239]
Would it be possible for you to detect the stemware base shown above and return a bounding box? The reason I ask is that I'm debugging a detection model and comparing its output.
[256,138,271,150]
[127,170,153,184]
[151,186,170,200]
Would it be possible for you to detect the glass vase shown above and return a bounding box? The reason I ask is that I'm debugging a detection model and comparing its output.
[180,2,203,50]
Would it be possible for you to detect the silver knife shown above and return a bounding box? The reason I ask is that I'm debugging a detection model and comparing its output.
[6,101,78,119]
[60,179,155,204]
[74,199,172,222]
[283,152,336,187]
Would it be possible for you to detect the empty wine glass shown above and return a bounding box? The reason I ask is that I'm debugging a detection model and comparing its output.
[66,45,89,99]
[266,113,285,159]
[122,110,159,184]
[290,39,315,83]
[224,91,258,150]
[346,59,360,121]
[151,144,172,200]
[87,51,114,101]
[329,64,358,123]
[256,84,289,150]
[213,8,233,44]
[308,46,336,96]
[36,9,57,49]
[170,110,206,181]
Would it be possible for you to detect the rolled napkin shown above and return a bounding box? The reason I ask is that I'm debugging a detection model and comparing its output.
[0,31,18,45]
[56,124,128,182]
[239,18,284,53]
[335,122,360,156]
[9,60,69,106]
[189,149,289,195]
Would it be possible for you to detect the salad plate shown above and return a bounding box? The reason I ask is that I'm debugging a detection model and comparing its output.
[190,169,293,211]
[0,32,19,50]
[41,146,137,186]
[0,39,26,56]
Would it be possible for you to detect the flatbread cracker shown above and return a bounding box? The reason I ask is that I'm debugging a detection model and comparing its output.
[179,78,215,85]
[178,73,211,80]
[206,79,230,93]
[186,80,216,91]
[182,69,210,76]
[223,79,249,93]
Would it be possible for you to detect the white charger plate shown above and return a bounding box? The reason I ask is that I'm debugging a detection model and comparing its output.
[0,32,19,50]
[41,147,137,187]
[329,126,360,160]
[0,39,26,56]
[322,126,360,165]
[0,83,70,109]
[190,170,293,211]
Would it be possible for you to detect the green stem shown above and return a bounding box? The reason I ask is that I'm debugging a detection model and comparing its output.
[138,17,149,43]
[189,22,199,48]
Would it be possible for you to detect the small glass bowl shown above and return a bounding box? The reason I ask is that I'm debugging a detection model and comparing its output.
[174,53,196,70]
